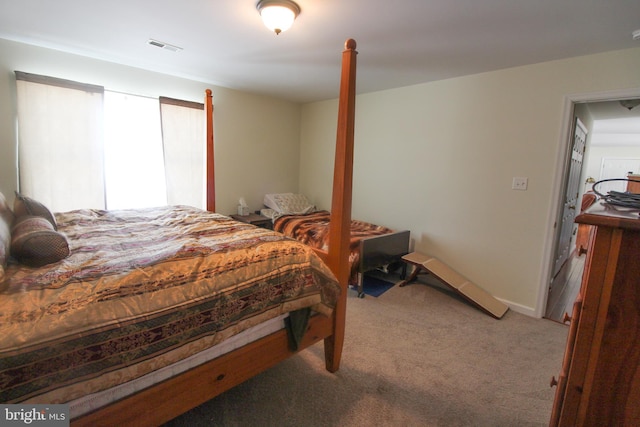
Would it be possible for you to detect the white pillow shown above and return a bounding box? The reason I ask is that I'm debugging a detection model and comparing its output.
[263,193,315,215]
[259,208,278,220]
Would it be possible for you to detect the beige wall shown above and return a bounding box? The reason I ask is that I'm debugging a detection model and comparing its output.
[300,47,640,316]
[0,38,301,215]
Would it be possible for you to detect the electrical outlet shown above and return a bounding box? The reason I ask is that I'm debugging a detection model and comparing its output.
[512,177,528,191]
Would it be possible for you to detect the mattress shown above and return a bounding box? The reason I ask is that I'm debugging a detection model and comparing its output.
[68,314,287,418]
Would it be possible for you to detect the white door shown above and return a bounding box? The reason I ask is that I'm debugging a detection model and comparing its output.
[552,117,587,279]
[597,158,640,194]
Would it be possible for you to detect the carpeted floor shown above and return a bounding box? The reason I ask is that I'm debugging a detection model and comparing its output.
[165,274,568,427]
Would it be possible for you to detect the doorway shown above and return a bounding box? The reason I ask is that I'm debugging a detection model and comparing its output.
[543,94,640,322]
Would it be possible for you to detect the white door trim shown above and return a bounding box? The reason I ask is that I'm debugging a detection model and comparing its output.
[535,87,640,318]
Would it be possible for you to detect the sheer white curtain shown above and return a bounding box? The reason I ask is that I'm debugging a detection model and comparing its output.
[160,97,205,209]
[15,72,105,211]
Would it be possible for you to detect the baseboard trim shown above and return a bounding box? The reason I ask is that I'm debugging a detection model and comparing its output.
[497,298,538,318]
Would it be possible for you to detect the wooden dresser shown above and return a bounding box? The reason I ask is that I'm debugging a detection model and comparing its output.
[628,174,640,193]
[550,201,640,426]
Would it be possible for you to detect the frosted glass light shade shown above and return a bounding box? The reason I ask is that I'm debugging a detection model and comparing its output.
[257,0,300,35]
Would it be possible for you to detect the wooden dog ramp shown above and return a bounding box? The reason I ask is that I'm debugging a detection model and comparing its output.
[399,252,509,319]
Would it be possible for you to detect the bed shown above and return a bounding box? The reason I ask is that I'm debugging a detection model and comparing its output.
[0,39,360,426]
[262,193,410,297]
[0,204,339,407]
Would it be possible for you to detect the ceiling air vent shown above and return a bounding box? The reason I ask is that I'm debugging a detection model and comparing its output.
[147,39,183,52]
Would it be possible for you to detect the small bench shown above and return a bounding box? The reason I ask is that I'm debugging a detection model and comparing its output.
[399,252,509,319]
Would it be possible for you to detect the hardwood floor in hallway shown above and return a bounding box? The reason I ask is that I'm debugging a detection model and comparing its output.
[545,252,585,323]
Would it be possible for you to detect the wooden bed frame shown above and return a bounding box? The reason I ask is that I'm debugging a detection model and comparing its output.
[72,39,357,426]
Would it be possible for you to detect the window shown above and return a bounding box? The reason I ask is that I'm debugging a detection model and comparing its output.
[15,72,206,211]
[104,91,167,209]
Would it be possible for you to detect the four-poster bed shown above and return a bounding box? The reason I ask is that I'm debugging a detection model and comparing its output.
[74,38,358,426]
[0,39,359,426]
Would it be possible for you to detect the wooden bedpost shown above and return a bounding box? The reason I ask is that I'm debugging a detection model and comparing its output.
[70,44,358,427]
[205,89,215,212]
[324,38,358,373]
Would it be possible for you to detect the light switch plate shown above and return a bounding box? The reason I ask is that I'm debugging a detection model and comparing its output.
[512,177,528,190]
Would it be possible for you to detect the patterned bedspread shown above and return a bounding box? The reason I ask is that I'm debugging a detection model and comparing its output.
[273,210,394,281]
[0,206,340,404]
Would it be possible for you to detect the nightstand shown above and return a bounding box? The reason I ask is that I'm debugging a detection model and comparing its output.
[230,213,272,229]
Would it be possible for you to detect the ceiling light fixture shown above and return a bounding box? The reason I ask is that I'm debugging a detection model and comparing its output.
[619,99,640,110]
[256,0,300,35]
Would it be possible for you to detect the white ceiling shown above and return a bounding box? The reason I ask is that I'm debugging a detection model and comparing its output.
[1,0,639,104]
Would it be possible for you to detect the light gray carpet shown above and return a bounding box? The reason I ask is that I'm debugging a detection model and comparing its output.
[165,274,568,427]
